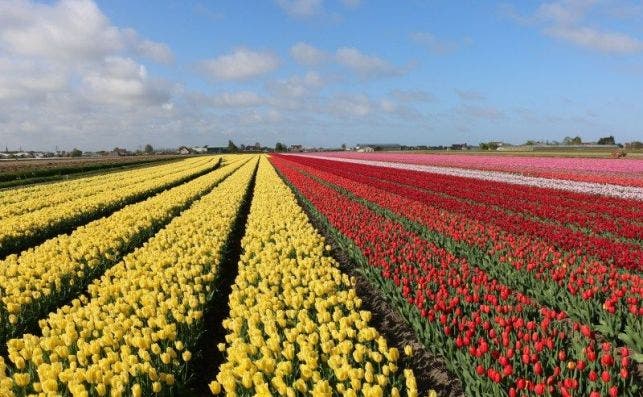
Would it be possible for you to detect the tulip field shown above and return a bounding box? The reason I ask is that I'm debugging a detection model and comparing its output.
[0,153,640,396]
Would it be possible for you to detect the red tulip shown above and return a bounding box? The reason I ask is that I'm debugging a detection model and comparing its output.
[534,383,545,395]
[609,386,618,397]
[601,370,611,383]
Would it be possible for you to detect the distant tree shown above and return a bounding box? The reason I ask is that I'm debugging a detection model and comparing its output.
[563,136,582,145]
[70,148,82,157]
[341,143,347,151]
[144,144,154,154]
[524,140,537,146]
[479,142,499,150]
[275,142,286,152]
[227,140,238,153]
[597,135,615,145]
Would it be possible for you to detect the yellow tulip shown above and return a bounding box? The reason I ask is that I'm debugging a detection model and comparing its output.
[207,159,417,396]
[209,381,222,394]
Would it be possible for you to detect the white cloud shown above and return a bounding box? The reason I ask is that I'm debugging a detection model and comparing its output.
[505,0,643,54]
[193,3,225,21]
[545,25,643,53]
[455,89,485,101]
[606,1,643,19]
[335,47,401,79]
[275,0,361,18]
[290,42,328,65]
[209,91,264,107]
[457,104,504,120]
[0,0,180,150]
[379,99,397,113]
[411,32,470,55]
[275,0,323,18]
[0,0,173,63]
[327,92,425,121]
[268,71,325,98]
[262,72,327,112]
[535,0,596,25]
[235,109,284,126]
[0,0,121,61]
[0,0,174,109]
[292,43,404,80]
[329,93,372,117]
[134,39,174,64]
[198,48,280,81]
[81,57,172,106]
[0,58,68,101]
[390,89,436,102]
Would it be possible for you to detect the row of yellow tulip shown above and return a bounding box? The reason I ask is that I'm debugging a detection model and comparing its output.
[209,158,420,397]
[0,157,259,396]
[0,156,214,215]
[0,156,222,257]
[0,156,251,344]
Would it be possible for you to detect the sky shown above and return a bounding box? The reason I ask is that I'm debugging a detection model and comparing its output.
[1,0,642,151]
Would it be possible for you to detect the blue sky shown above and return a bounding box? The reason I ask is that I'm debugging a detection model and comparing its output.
[1,0,642,150]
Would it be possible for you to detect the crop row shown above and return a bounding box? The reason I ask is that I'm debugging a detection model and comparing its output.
[0,157,258,396]
[313,152,643,188]
[0,157,251,344]
[0,156,213,214]
[279,155,643,348]
[0,156,183,186]
[302,157,642,242]
[0,156,221,257]
[272,156,638,396]
[210,158,420,397]
[295,156,641,250]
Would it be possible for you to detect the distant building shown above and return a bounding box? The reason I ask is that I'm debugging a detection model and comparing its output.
[191,146,208,154]
[356,143,401,151]
[111,147,130,156]
[206,146,227,153]
[357,146,375,153]
[177,146,191,155]
[289,144,303,152]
